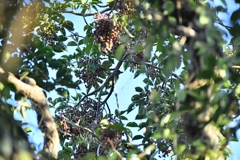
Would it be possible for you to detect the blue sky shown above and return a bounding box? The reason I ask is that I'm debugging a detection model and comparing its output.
[12,0,240,159]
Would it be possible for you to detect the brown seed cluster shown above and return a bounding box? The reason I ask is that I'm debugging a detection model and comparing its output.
[93,13,121,52]
[57,98,100,139]
[75,56,105,89]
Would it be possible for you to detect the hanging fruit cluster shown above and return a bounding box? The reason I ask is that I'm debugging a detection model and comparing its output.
[93,13,121,52]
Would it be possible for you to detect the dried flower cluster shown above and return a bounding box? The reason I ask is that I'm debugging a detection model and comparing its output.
[114,0,136,16]
[75,56,105,88]
[57,98,99,139]
[56,99,124,158]
[100,118,123,147]
[101,127,123,147]
[93,13,121,52]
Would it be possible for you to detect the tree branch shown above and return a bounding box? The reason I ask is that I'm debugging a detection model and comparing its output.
[0,67,59,158]
[107,137,123,159]
[62,8,111,17]
[96,50,133,121]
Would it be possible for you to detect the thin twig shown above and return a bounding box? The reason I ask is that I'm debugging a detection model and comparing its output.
[83,16,89,26]
[124,27,135,38]
[215,13,231,30]
[109,0,118,15]
[68,30,85,38]
[102,51,115,58]
[107,137,123,159]
[105,102,111,117]
[96,4,109,8]
[114,89,120,117]
[21,44,34,54]
[101,79,115,116]
[62,8,111,17]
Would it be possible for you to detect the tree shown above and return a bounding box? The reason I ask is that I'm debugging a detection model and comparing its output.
[0,0,240,159]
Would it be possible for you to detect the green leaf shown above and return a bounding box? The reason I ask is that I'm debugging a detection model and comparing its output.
[56,68,68,79]
[127,103,135,113]
[123,61,129,71]
[37,40,45,49]
[134,70,141,79]
[135,114,146,120]
[58,35,68,41]
[92,4,98,12]
[0,82,4,91]
[48,59,63,68]
[23,127,32,133]
[135,87,143,92]
[120,116,128,120]
[63,20,74,31]
[134,44,143,53]
[108,123,125,131]
[115,109,119,117]
[101,91,108,96]
[78,39,84,45]
[162,58,176,77]
[163,1,175,15]
[20,71,29,78]
[132,135,144,140]
[126,122,138,127]
[20,106,26,119]
[52,45,63,52]
[115,44,125,60]
[178,90,186,102]
[84,37,94,55]
[106,0,115,8]
[60,27,66,36]
[150,89,160,102]
[131,94,141,101]
[58,150,71,159]
[67,41,78,46]
[143,78,153,85]
[56,88,69,98]
[121,15,128,26]
[102,60,113,69]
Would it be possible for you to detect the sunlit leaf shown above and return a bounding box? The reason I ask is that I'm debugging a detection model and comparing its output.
[0,82,4,91]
